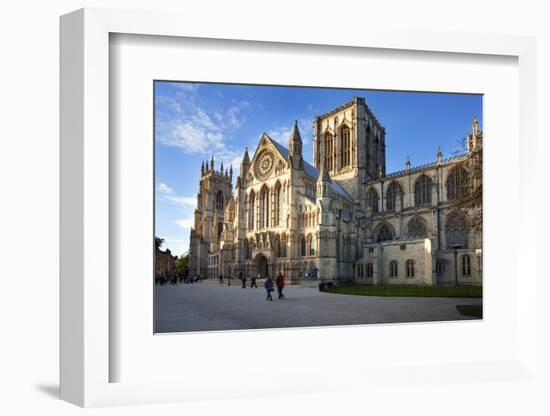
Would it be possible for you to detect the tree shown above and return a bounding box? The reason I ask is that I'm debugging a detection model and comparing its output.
[175,252,189,276]
[155,236,165,249]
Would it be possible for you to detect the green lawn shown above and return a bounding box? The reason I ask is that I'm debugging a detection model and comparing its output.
[455,304,483,318]
[323,284,482,298]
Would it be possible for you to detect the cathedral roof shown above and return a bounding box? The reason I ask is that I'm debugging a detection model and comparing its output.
[263,135,353,202]
[383,152,468,180]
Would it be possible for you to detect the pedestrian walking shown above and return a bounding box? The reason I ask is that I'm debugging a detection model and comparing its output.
[276,271,285,299]
[250,274,258,288]
[264,277,274,301]
[240,272,246,288]
[219,274,223,285]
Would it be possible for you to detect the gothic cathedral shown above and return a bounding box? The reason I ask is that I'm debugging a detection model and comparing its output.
[189,97,482,285]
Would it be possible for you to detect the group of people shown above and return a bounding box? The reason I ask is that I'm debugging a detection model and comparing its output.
[264,273,285,301]
[218,271,286,301]
[239,274,258,289]
[155,273,199,286]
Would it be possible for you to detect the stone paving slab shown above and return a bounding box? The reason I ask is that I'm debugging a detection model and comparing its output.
[155,282,482,333]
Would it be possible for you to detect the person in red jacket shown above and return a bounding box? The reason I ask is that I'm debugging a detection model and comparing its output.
[276,272,285,300]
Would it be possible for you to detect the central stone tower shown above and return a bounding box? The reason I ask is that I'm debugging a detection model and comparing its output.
[312,97,386,200]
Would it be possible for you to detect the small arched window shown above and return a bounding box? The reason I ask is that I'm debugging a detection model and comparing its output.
[462,255,472,276]
[414,175,433,206]
[366,187,379,213]
[366,263,374,278]
[300,236,306,257]
[386,182,403,211]
[389,260,398,278]
[406,260,415,278]
[436,260,445,276]
[447,166,468,201]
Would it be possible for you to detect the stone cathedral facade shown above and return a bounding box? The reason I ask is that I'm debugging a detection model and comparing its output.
[189,97,482,286]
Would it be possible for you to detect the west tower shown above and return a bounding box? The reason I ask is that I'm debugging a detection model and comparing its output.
[189,157,233,277]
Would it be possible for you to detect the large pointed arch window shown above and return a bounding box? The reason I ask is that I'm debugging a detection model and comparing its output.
[386,182,403,211]
[280,234,287,257]
[406,216,428,238]
[445,211,469,249]
[259,185,270,229]
[446,166,468,201]
[366,187,379,213]
[324,132,334,171]
[273,182,282,226]
[300,236,307,257]
[248,191,255,230]
[341,126,351,167]
[307,234,315,256]
[375,222,394,242]
[274,234,281,258]
[215,190,224,210]
[414,174,433,206]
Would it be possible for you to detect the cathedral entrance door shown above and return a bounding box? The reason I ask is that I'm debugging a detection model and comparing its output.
[256,254,269,279]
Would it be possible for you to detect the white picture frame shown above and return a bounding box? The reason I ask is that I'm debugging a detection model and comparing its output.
[60,7,538,408]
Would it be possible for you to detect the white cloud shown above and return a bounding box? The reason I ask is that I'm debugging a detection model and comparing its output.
[171,82,199,92]
[268,118,312,146]
[157,181,196,209]
[166,195,196,209]
[174,217,194,230]
[159,235,190,256]
[156,95,183,113]
[156,181,196,256]
[157,182,173,194]
[156,93,251,166]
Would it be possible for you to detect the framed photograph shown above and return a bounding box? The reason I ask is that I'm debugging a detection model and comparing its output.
[60,8,537,408]
[153,81,484,334]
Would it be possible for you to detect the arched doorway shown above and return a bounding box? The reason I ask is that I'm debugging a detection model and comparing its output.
[256,254,269,279]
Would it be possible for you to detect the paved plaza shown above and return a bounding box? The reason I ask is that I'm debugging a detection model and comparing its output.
[155,280,482,333]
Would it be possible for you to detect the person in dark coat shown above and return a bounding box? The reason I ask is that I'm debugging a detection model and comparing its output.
[264,277,274,301]
[250,274,258,288]
[240,272,247,289]
[219,274,223,285]
[276,272,285,299]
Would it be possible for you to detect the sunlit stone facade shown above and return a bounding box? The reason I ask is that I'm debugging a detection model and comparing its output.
[189,98,482,285]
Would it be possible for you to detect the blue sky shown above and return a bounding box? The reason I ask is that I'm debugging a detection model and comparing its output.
[155,81,482,256]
